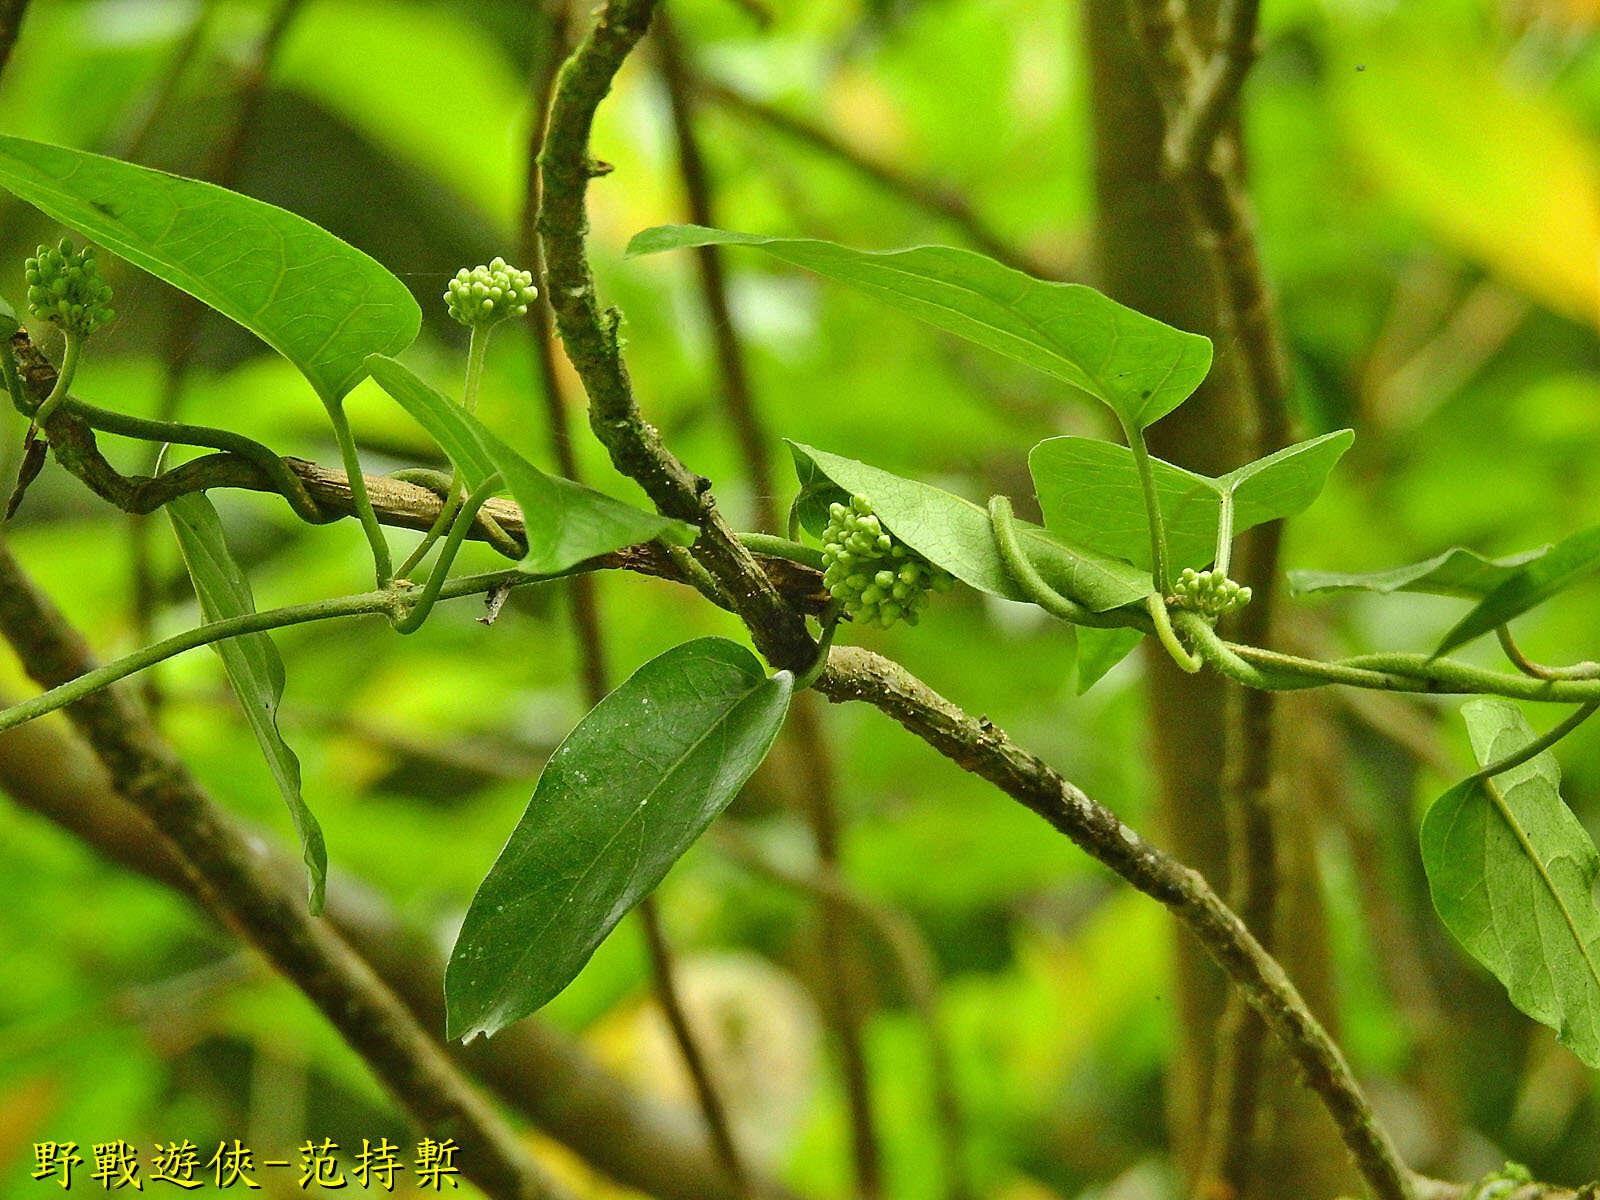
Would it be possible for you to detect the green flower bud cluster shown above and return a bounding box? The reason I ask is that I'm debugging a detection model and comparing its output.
[25,239,114,336]
[445,257,538,328]
[821,496,952,628]
[1171,566,1252,618]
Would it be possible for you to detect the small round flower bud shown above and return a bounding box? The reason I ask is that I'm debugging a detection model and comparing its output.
[25,239,114,336]
[444,256,539,328]
[820,494,953,628]
[1171,567,1252,618]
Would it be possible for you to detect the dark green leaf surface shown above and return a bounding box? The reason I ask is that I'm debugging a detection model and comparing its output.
[366,355,697,572]
[1435,526,1600,655]
[1421,698,1600,1067]
[1029,431,1353,571]
[0,136,419,402]
[167,493,325,913]
[0,292,18,337]
[630,225,1212,430]
[446,638,793,1039]
[1289,545,1552,598]
[788,442,1152,611]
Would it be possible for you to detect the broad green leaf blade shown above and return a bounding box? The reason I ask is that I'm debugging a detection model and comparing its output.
[1289,545,1553,598]
[1436,526,1600,656]
[1028,431,1353,572]
[366,355,697,573]
[1076,626,1143,694]
[0,136,420,402]
[1421,698,1600,1066]
[166,493,326,914]
[788,442,1152,612]
[446,638,793,1039]
[630,225,1212,430]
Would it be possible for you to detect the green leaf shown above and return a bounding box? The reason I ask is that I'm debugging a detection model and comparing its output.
[0,292,18,338]
[788,442,1152,612]
[1076,626,1143,694]
[1289,545,1553,599]
[1029,430,1354,572]
[445,638,792,1039]
[0,135,419,403]
[166,493,326,914]
[1435,526,1600,656]
[1421,698,1600,1067]
[365,355,697,573]
[629,225,1212,430]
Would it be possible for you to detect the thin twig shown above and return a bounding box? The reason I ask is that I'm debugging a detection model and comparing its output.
[536,0,814,672]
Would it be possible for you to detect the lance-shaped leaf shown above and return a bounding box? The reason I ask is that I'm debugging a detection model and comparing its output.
[1435,525,1600,656]
[0,135,419,403]
[1421,698,1600,1067]
[629,225,1212,431]
[366,355,697,573]
[166,493,325,914]
[1029,430,1354,572]
[1290,545,1553,598]
[789,442,1152,612]
[446,638,793,1039]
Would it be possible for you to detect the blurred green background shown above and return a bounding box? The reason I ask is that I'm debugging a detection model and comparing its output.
[0,0,1598,1197]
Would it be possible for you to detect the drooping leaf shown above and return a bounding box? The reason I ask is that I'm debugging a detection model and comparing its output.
[446,638,793,1039]
[1289,545,1553,599]
[629,225,1212,430]
[788,442,1152,612]
[0,135,420,403]
[1029,431,1354,572]
[1075,626,1144,694]
[1421,698,1600,1067]
[366,355,697,573]
[166,493,325,914]
[1436,525,1600,656]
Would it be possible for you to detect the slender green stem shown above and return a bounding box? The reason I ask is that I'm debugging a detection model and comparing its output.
[1122,416,1172,593]
[738,531,825,571]
[64,397,324,522]
[987,494,1095,623]
[1471,700,1600,781]
[0,591,400,735]
[393,475,502,635]
[395,467,464,580]
[463,324,492,413]
[1214,487,1235,576]
[794,607,842,691]
[1495,625,1600,681]
[1147,594,1203,673]
[323,398,393,587]
[662,541,737,611]
[31,333,82,432]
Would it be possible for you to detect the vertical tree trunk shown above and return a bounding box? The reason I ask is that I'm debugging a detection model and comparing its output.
[1080,5,1356,1196]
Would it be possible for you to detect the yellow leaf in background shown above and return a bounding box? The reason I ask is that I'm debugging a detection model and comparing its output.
[1338,40,1600,327]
